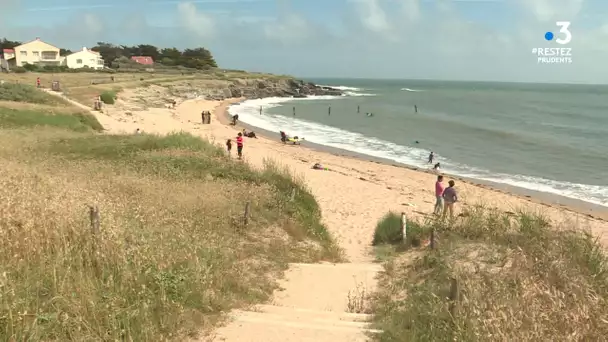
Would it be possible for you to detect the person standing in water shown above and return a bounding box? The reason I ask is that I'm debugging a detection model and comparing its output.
[236,133,244,159]
[434,175,445,215]
[428,152,434,164]
[414,105,418,113]
[442,180,458,219]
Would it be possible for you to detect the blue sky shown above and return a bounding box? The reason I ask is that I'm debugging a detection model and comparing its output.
[2,0,608,83]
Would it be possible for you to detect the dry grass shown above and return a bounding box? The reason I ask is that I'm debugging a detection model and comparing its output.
[371,206,608,341]
[0,107,340,340]
[0,71,288,106]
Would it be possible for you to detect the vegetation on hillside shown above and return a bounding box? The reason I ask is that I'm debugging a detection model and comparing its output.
[1,37,217,70]
[370,207,608,341]
[0,83,69,106]
[0,102,339,340]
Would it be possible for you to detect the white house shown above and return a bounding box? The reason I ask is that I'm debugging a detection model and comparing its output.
[64,47,104,70]
[5,37,62,67]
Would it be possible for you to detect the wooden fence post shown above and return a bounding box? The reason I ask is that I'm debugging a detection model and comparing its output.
[430,228,436,249]
[449,277,460,319]
[290,188,296,202]
[401,212,407,242]
[89,205,100,234]
[243,202,251,226]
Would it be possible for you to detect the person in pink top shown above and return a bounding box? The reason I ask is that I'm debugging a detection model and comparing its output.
[434,175,445,215]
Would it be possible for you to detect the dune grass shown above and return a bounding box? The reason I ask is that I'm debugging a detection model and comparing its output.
[0,107,103,132]
[0,108,340,341]
[371,206,608,341]
[0,83,70,106]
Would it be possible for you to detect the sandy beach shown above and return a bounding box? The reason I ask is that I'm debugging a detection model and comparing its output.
[89,94,608,261]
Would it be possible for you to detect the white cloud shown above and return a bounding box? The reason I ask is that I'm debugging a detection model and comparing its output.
[352,0,391,33]
[177,2,215,38]
[518,0,584,22]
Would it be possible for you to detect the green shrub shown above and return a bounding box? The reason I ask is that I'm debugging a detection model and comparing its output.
[0,108,103,132]
[99,91,116,104]
[22,63,39,72]
[373,212,403,245]
[12,66,27,73]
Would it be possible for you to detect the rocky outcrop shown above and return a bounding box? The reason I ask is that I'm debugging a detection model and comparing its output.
[116,77,343,111]
[214,78,342,100]
[164,77,343,101]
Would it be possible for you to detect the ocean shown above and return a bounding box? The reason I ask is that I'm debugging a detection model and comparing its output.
[227,79,608,207]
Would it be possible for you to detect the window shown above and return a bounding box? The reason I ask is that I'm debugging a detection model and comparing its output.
[33,51,39,57]
[76,59,82,64]
[41,52,56,60]
[97,60,103,65]
[20,51,27,56]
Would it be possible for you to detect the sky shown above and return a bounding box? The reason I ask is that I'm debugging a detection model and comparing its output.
[2,0,608,83]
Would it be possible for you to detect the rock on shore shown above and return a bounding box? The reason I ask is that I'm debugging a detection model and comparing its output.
[215,79,343,100]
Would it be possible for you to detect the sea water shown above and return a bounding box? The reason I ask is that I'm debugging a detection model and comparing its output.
[228,79,608,207]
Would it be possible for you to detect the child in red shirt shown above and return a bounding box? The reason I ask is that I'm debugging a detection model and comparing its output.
[236,133,243,159]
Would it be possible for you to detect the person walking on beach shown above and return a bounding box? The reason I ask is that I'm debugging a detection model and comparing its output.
[236,133,244,159]
[434,175,445,215]
[226,139,232,155]
[442,180,458,219]
[36,77,41,88]
[428,152,434,164]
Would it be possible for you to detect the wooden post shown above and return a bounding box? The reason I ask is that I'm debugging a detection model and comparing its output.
[89,205,100,234]
[430,228,436,249]
[328,106,331,115]
[449,278,460,319]
[243,202,251,226]
[290,188,296,202]
[357,105,360,113]
[401,212,407,242]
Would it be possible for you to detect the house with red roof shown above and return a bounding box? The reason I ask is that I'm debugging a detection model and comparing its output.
[130,56,154,65]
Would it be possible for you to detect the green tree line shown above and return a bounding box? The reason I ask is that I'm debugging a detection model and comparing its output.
[0,38,218,70]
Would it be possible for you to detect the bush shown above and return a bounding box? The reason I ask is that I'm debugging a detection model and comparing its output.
[22,62,39,72]
[99,91,116,104]
[373,212,403,245]
[12,66,27,73]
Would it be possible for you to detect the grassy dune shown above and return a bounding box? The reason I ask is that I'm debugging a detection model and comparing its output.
[370,208,608,341]
[0,85,340,340]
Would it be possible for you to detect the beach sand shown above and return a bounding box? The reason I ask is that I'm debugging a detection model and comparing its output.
[77,93,608,341]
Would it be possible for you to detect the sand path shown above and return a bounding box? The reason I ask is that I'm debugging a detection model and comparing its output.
[45,91,608,341]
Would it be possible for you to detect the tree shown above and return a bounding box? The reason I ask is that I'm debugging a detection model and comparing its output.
[0,38,22,50]
[181,48,217,69]
[60,48,72,56]
[91,42,124,67]
[159,48,182,65]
